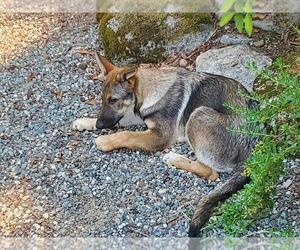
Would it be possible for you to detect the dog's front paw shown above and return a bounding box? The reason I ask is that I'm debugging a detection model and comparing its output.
[95,135,116,152]
[72,118,96,131]
[162,151,179,167]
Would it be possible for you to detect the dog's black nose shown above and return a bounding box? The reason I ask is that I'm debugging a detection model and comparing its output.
[95,119,105,129]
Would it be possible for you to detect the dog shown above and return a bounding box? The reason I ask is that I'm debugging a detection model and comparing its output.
[72,51,257,237]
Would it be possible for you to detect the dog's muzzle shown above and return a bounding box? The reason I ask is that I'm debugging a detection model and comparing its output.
[95,114,122,129]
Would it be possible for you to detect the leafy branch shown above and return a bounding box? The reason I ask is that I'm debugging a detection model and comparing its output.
[219,0,256,36]
[202,58,300,236]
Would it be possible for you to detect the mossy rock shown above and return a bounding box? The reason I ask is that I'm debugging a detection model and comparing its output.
[283,49,300,77]
[254,49,300,96]
[97,13,212,66]
[96,0,212,13]
[253,50,300,131]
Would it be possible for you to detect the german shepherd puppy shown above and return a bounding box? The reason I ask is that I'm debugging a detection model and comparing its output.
[73,52,257,237]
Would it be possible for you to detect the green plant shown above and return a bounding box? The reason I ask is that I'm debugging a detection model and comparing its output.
[269,227,296,237]
[203,58,300,236]
[219,0,255,36]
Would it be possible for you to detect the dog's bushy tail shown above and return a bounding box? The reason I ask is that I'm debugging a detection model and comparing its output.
[188,167,250,237]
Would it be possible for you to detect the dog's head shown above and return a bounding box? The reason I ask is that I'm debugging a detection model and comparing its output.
[95,52,138,129]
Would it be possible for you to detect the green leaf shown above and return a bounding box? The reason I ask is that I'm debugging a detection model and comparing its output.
[244,0,253,13]
[273,57,284,68]
[220,12,235,27]
[220,0,235,13]
[234,0,244,12]
[245,13,253,36]
[294,26,300,34]
[234,13,244,33]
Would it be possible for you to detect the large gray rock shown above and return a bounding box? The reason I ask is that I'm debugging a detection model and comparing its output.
[196,45,272,91]
[97,13,213,65]
[97,0,213,12]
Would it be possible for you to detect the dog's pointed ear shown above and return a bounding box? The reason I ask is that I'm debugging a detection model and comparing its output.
[119,67,138,91]
[125,67,138,80]
[95,51,116,75]
[118,67,138,81]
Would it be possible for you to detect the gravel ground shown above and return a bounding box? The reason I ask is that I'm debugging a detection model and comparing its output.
[0,13,299,238]
[0,13,220,237]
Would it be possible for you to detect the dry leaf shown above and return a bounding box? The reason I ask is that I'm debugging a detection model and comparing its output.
[74,49,92,55]
[53,89,63,101]
[27,73,36,82]
[8,65,16,71]
[56,90,63,101]
[253,13,267,20]
[56,152,63,158]
[29,157,39,165]
[87,98,97,105]
[21,177,29,187]
[13,101,24,110]
[253,28,261,34]
[66,140,80,149]
[44,154,51,161]
[0,134,11,140]
[42,37,49,48]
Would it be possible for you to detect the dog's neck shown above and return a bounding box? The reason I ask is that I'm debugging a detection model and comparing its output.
[133,69,143,114]
[133,67,180,117]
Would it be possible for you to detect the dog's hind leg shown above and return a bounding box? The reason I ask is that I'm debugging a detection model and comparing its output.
[163,152,219,181]
[186,106,249,173]
[72,118,97,131]
[185,106,254,237]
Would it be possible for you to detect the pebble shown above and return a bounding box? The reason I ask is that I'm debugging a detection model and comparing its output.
[179,59,188,68]
[158,188,167,194]
[253,39,265,47]
[43,213,49,219]
[36,205,44,212]
[282,179,293,188]
[33,224,40,230]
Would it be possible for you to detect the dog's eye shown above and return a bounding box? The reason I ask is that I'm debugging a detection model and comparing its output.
[108,97,118,104]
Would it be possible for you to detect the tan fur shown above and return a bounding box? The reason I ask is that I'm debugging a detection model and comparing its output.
[163,152,219,181]
[95,129,167,152]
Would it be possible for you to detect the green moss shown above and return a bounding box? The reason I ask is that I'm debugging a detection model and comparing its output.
[254,50,300,96]
[96,0,212,14]
[98,13,212,65]
[283,49,300,77]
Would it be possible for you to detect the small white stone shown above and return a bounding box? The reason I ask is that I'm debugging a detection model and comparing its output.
[43,213,49,219]
[179,59,188,68]
[158,188,167,194]
[33,223,40,230]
